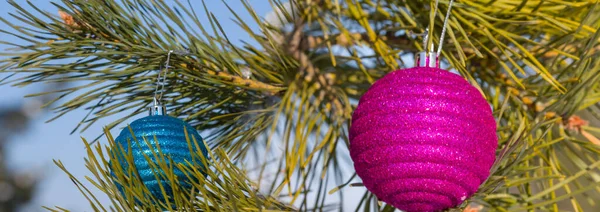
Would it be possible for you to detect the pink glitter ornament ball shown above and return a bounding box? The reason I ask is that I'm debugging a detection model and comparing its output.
[349,66,497,212]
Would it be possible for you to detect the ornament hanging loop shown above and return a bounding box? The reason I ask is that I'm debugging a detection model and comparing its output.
[415,0,454,68]
[154,50,173,103]
[149,49,190,115]
[416,30,439,68]
[151,50,173,116]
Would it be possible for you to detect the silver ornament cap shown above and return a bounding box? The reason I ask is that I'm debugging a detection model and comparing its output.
[149,97,166,116]
[417,51,439,68]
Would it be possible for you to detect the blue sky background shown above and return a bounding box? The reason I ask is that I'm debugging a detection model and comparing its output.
[0,1,366,211]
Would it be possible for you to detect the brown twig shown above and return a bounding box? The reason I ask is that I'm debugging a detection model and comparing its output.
[283,19,345,116]
[181,64,285,95]
[302,32,413,49]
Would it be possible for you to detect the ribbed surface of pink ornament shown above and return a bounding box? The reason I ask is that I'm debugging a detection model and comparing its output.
[349,67,497,212]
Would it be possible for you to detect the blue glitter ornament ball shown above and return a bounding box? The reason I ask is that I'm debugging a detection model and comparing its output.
[111,113,209,203]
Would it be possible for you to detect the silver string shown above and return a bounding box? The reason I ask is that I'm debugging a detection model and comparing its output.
[437,0,455,55]
[154,50,173,104]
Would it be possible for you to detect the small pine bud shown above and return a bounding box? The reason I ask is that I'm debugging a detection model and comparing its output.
[508,87,519,96]
[522,97,533,105]
[535,102,545,112]
[58,10,81,29]
[505,80,514,86]
[545,112,556,119]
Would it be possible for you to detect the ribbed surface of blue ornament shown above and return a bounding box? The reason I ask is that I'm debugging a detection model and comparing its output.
[111,115,208,203]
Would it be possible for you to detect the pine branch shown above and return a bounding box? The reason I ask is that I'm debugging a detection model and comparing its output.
[46,128,296,211]
[58,8,286,94]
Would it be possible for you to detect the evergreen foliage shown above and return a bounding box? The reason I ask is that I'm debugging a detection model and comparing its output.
[2,0,600,211]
